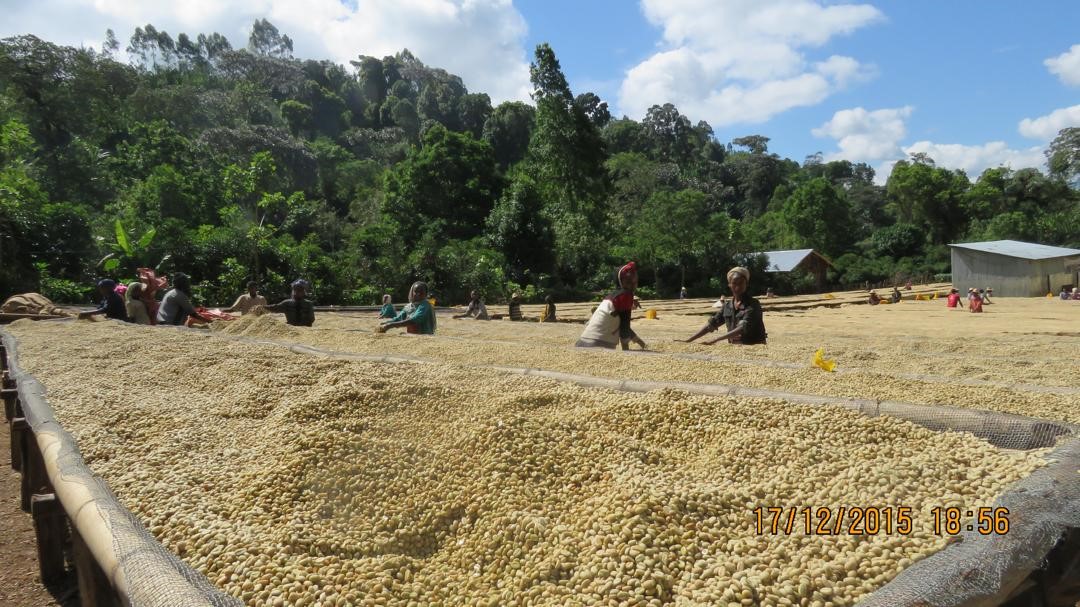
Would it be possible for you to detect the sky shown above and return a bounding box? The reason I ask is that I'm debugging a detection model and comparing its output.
[3,0,1079,183]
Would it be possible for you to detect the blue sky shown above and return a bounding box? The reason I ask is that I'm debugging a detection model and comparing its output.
[4,0,1079,181]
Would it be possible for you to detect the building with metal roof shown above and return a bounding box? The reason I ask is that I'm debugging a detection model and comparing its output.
[949,240,1080,297]
[755,249,834,292]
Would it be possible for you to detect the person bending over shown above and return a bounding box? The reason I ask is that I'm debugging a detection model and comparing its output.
[576,262,647,350]
[682,267,767,345]
[378,282,436,334]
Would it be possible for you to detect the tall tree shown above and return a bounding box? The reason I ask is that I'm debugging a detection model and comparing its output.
[525,43,609,282]
[247,19,293,59]
[1047,127,1080,187]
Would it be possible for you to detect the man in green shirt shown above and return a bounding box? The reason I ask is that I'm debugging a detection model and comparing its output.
[377,281,436,334]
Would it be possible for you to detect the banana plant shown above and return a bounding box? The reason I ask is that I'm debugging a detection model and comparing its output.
[98,219,163,273]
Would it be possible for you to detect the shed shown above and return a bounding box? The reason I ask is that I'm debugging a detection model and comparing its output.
[948,240,1080,297]
[756,249,833,292]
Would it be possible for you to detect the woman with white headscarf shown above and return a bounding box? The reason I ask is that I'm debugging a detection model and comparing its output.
[682,266,767,345]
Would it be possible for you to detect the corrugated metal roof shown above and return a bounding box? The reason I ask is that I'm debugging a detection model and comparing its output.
[948,240,1080,260]
[757,249,816,272]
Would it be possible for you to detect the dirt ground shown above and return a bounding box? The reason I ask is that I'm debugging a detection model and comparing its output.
[0,421,73,606]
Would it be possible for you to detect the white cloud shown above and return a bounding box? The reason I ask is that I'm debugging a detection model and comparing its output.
[900,141,1045,178]
[812,105,912,163]
[0,0,532,104]
[618,0,884,125]
[813,106,1046,183]
[1018,104,1080,140]
[1044,44,1080,87]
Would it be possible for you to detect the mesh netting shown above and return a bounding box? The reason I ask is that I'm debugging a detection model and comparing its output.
[2,330,242,607]
[856,438,1080,606]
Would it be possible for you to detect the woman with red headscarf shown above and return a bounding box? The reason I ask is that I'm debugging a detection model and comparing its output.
[576,262,648,350]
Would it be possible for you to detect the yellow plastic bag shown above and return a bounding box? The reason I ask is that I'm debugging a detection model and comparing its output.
[428,298,437,307]
[645,309,657,319]
[932,292,938,299]
[812,348,837,373]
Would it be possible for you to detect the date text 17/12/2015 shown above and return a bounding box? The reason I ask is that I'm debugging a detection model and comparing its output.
[753,506,1010,536]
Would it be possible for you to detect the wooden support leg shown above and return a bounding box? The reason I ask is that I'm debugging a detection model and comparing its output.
[11,416,27,473]
[72,527,122,607]
[31,493,70,585]
[2,387,17,422]
[20,426,50,513]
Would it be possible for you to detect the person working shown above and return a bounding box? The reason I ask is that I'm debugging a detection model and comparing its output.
[224,281,267,314]
[379,294,396,318]
[77,279,129,321]
[576,262,647,350]
[867,291,882,306]
[156,273,211,326]
[261,279,316,326]
[682,266,767,345]
[890,287,902,304]
[946,288,964,309]
[125,282,151,325]
[508,293,523,321]
[969,289,984,313]
[378,282,436,334]
[453,290,489,320]
[541,295,556,322]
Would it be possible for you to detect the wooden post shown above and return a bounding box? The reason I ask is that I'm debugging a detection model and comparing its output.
[11,416,27,473]
[31,493,70,585]
[2,386,18,422]
[71,527,122,607]
[20,427,51,513]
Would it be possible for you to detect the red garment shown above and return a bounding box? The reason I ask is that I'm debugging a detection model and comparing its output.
[618,262,637,283]
[947,293,961,308]
[969,295,983,313]
[195,307,235,321]
[608,289,635,312]
[137,268,169,324]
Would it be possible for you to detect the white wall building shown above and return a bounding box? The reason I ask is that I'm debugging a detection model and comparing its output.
[949,240,1080,297]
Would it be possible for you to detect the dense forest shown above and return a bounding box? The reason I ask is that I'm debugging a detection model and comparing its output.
[1,21,1078,305]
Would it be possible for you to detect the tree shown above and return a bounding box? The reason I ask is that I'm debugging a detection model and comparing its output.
[384,124,500,243]
[732,135,769,154]
[458,93,492,139]
[625,189,715,293]
[525,43,609,282]
[886,160,970,245]
[103,29,119,57]
[485,172,555,281]
[247,19,293,59]
[643,103,693,163]
[778,178,856,258]
[574,92,610,129]
[482,101,535,171]
[1046,127,1080,187]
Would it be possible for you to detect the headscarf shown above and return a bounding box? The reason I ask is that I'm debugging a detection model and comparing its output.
[97,278,117,291]
[617,262,637,287]
[126,282,142,302]
[291,279,309,289]
[726,266,750,282]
